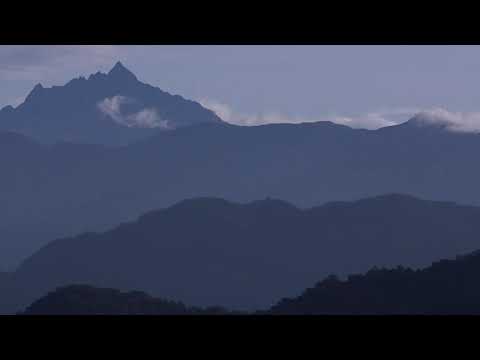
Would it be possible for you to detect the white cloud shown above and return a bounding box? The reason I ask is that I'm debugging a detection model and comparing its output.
[97,95,172,129]
[330,108,423,129]
[6,96,27,108]
[199,98,420,130]
[199,98,317,126]
[199,99,480,133]
[412,108,480,133]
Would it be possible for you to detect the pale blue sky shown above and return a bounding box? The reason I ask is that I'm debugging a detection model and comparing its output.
[1,45,480,128]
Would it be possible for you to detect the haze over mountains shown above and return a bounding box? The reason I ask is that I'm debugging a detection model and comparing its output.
[3,194,480,313]
[2,61,480,314]
[2,63,480,268]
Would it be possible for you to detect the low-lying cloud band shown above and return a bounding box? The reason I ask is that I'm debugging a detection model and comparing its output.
[199,98,480,133]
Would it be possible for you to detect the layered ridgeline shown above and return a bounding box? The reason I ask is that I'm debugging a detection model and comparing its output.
[0,62,223,145]
[2,111,480,267]
[22,248,480,315]
[4,194,480,314]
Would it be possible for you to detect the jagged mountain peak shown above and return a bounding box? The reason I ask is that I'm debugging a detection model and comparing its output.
[24,83,45,102]
[107,61,138,82]
[0,62,224,145]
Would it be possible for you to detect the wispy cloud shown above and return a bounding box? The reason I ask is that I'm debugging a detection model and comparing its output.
[199,99,480,133]
[198,98,310,126]
[329,108,422,129]
[199,98,420,130]
[412,108,480,133]
[98,95,172,129]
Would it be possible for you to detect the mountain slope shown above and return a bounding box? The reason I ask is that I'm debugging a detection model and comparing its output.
[21,285,231,315]
[2,64,480,270]
[269,250,480,315]
[0,62,223,145]
[4,194,480,314]
[2,116,480,268]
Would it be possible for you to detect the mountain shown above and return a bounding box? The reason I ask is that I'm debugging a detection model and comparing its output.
[269,249,480,315]
[0,62,223,145]
[4,194,480,314]
[21,285,232,315]
[3,116,480,268]
[21,248,480,315]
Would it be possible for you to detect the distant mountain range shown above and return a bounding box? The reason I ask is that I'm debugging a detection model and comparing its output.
[4,62,480,316]
[2,109,480,267]
[2,63,480,272]
[0,62,223,145]
[3,194,480,314]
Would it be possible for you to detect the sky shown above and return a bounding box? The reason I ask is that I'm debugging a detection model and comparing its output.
[2,45,480,129]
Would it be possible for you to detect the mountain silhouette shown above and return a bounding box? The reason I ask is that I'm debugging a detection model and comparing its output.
[269,249,480,315]
[0,62,223,145]
[21,247,480,315]
[21,285,232,315]
[4,194,480,313]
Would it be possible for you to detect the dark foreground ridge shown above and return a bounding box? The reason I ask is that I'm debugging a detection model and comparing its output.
[5,194,480,314]
[21,247,480,315]
[270,249,480,315]
[21,285,233,315]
